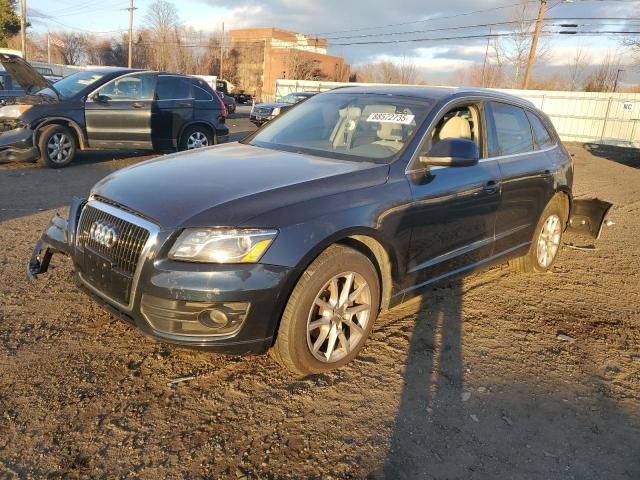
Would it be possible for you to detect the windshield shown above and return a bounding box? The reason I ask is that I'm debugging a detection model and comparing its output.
[246,92,433,163]
[38,71,108,98]
[280,94,305,104]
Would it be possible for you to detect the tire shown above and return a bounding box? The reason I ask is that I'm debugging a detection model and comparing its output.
[510,196,567,273]
[37,124,76,168]
[179,125,213,151]
[270,244,381,375]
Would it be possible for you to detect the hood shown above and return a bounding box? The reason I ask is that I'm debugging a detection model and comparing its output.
[254,102,290,110]
[0,54,51,94]
[91,143,389,229]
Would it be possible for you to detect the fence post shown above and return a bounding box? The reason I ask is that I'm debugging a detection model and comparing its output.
[540,94,546,111]
[600,97,613,142]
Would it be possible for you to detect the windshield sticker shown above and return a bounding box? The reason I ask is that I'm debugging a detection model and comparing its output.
[366,112,415,124]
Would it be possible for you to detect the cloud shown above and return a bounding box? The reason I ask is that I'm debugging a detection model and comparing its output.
[187,0,636,81]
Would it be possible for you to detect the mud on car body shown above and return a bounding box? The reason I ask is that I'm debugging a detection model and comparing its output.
[0,54,228,168]
[29,86,612,375]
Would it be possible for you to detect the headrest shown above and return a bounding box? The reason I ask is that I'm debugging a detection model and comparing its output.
[438,116,471,140]
[377,123,403,142]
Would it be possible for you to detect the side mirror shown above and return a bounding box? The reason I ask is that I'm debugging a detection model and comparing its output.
[420,138,479,167]
[92,93,108,103]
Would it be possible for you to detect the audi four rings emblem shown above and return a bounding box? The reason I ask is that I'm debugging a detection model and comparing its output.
[89,220,119,248]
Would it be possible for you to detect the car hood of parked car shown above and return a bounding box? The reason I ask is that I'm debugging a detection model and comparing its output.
[253,102,292,110]
[90,142,390,229]
[0,53,51,94]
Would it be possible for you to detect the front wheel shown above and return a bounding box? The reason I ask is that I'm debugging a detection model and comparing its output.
[180,125,213,151]
[270,245,381,375]
[37,124,77,168]
[510,196,566,273]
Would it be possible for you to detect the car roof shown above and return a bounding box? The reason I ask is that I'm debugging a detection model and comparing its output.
[327,85,535,108]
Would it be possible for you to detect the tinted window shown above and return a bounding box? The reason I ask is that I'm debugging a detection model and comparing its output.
[526,110,555,149]
[194,84,213,101]
[98,73,154,100]
[156,76,192,100]
[488,102,533,156]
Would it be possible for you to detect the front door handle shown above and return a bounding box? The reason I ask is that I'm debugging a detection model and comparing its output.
[177,102,192,108]
[131,102,145,109]
[484,180,499,194]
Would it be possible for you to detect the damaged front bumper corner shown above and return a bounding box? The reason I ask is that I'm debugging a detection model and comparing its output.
[567,198,614,240]
[27,197,84,281]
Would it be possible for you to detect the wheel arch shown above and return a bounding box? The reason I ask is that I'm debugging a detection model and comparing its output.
[554,188,572,225]
[33,117,86,150]
[178,121,216,146]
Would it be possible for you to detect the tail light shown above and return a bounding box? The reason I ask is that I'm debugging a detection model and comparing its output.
[214,92,227,117]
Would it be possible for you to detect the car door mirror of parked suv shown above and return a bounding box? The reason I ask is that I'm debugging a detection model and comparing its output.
[420,138,479,167]
[92,93,109,103]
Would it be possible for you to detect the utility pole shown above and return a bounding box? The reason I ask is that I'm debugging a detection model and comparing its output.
[127,0,136,68]
[613,69,624,92]
[219,21,224,79]
[522,0,547,89]
[481,27,492,88]
[20,0,27,59]
[47,33,51,63]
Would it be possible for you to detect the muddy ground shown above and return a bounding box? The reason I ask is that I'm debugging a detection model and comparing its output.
[0,130,638,479]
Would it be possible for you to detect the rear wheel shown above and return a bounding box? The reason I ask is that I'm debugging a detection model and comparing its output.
[510,196,566,273]
[270,245,380,375]
[37,124,76,168]
[180,125,213,151]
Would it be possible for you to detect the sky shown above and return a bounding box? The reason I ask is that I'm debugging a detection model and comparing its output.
[25,0,640,84]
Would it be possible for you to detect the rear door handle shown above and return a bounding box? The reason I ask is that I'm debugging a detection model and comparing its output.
[177,102,192,108]
[484,180,500,194]
[131,102,145,109]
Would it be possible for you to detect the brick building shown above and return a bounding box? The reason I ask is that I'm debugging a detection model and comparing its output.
[228,28,349,100]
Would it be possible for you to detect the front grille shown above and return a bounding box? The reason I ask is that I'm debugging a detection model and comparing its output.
[253,107,272,116]
[77,205,149,276]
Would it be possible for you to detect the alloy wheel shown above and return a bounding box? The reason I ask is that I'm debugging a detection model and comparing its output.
[307,271,372,363]
[537,213,562,268]
[186,131,209,149]
[47,133,72,164]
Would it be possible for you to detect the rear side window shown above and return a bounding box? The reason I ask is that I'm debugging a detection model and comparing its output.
[156,76,192,100]
[194,85,213,101]
[487,102,533,157]
[526,110,555,149]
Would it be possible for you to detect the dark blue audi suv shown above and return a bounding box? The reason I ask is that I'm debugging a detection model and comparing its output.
[29,86,610,375]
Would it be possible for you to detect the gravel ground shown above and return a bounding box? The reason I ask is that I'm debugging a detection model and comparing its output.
[0,132,638,479]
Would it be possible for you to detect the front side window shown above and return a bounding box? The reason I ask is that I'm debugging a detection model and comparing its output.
[526,110,555,150]
[97,73,155,100]
[156,75,192,100]
[425,105,482,155]
[246,92,433,163]
[488,102,533,157]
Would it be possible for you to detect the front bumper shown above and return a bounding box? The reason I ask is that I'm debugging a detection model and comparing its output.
[28,198,295,354]
[0,126,38,162]
[249,113,275,126]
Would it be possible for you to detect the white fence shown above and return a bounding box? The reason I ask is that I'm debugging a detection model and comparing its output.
[274,79,640,148]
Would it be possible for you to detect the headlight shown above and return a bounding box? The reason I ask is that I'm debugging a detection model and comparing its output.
[169,228,278,263]
[272,107,281,116]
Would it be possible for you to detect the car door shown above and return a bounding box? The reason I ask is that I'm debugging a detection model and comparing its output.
[402,101,501,293]
[152,75,194,150]
[85,72,156,150]
[485,101,555,254]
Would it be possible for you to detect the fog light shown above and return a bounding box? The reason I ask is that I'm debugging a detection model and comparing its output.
[198,308,229,328]
[141,294,250,336]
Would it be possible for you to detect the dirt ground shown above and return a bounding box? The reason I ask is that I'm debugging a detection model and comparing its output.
[0,139,638,479]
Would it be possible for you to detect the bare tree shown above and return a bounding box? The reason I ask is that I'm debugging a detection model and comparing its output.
[567,47,590,91]
[584,52,622,92]
[286,50,323,80]
[353,59,420,84]
[494,4,551,88]
[52,32,87,65]
[144,0,180,71]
